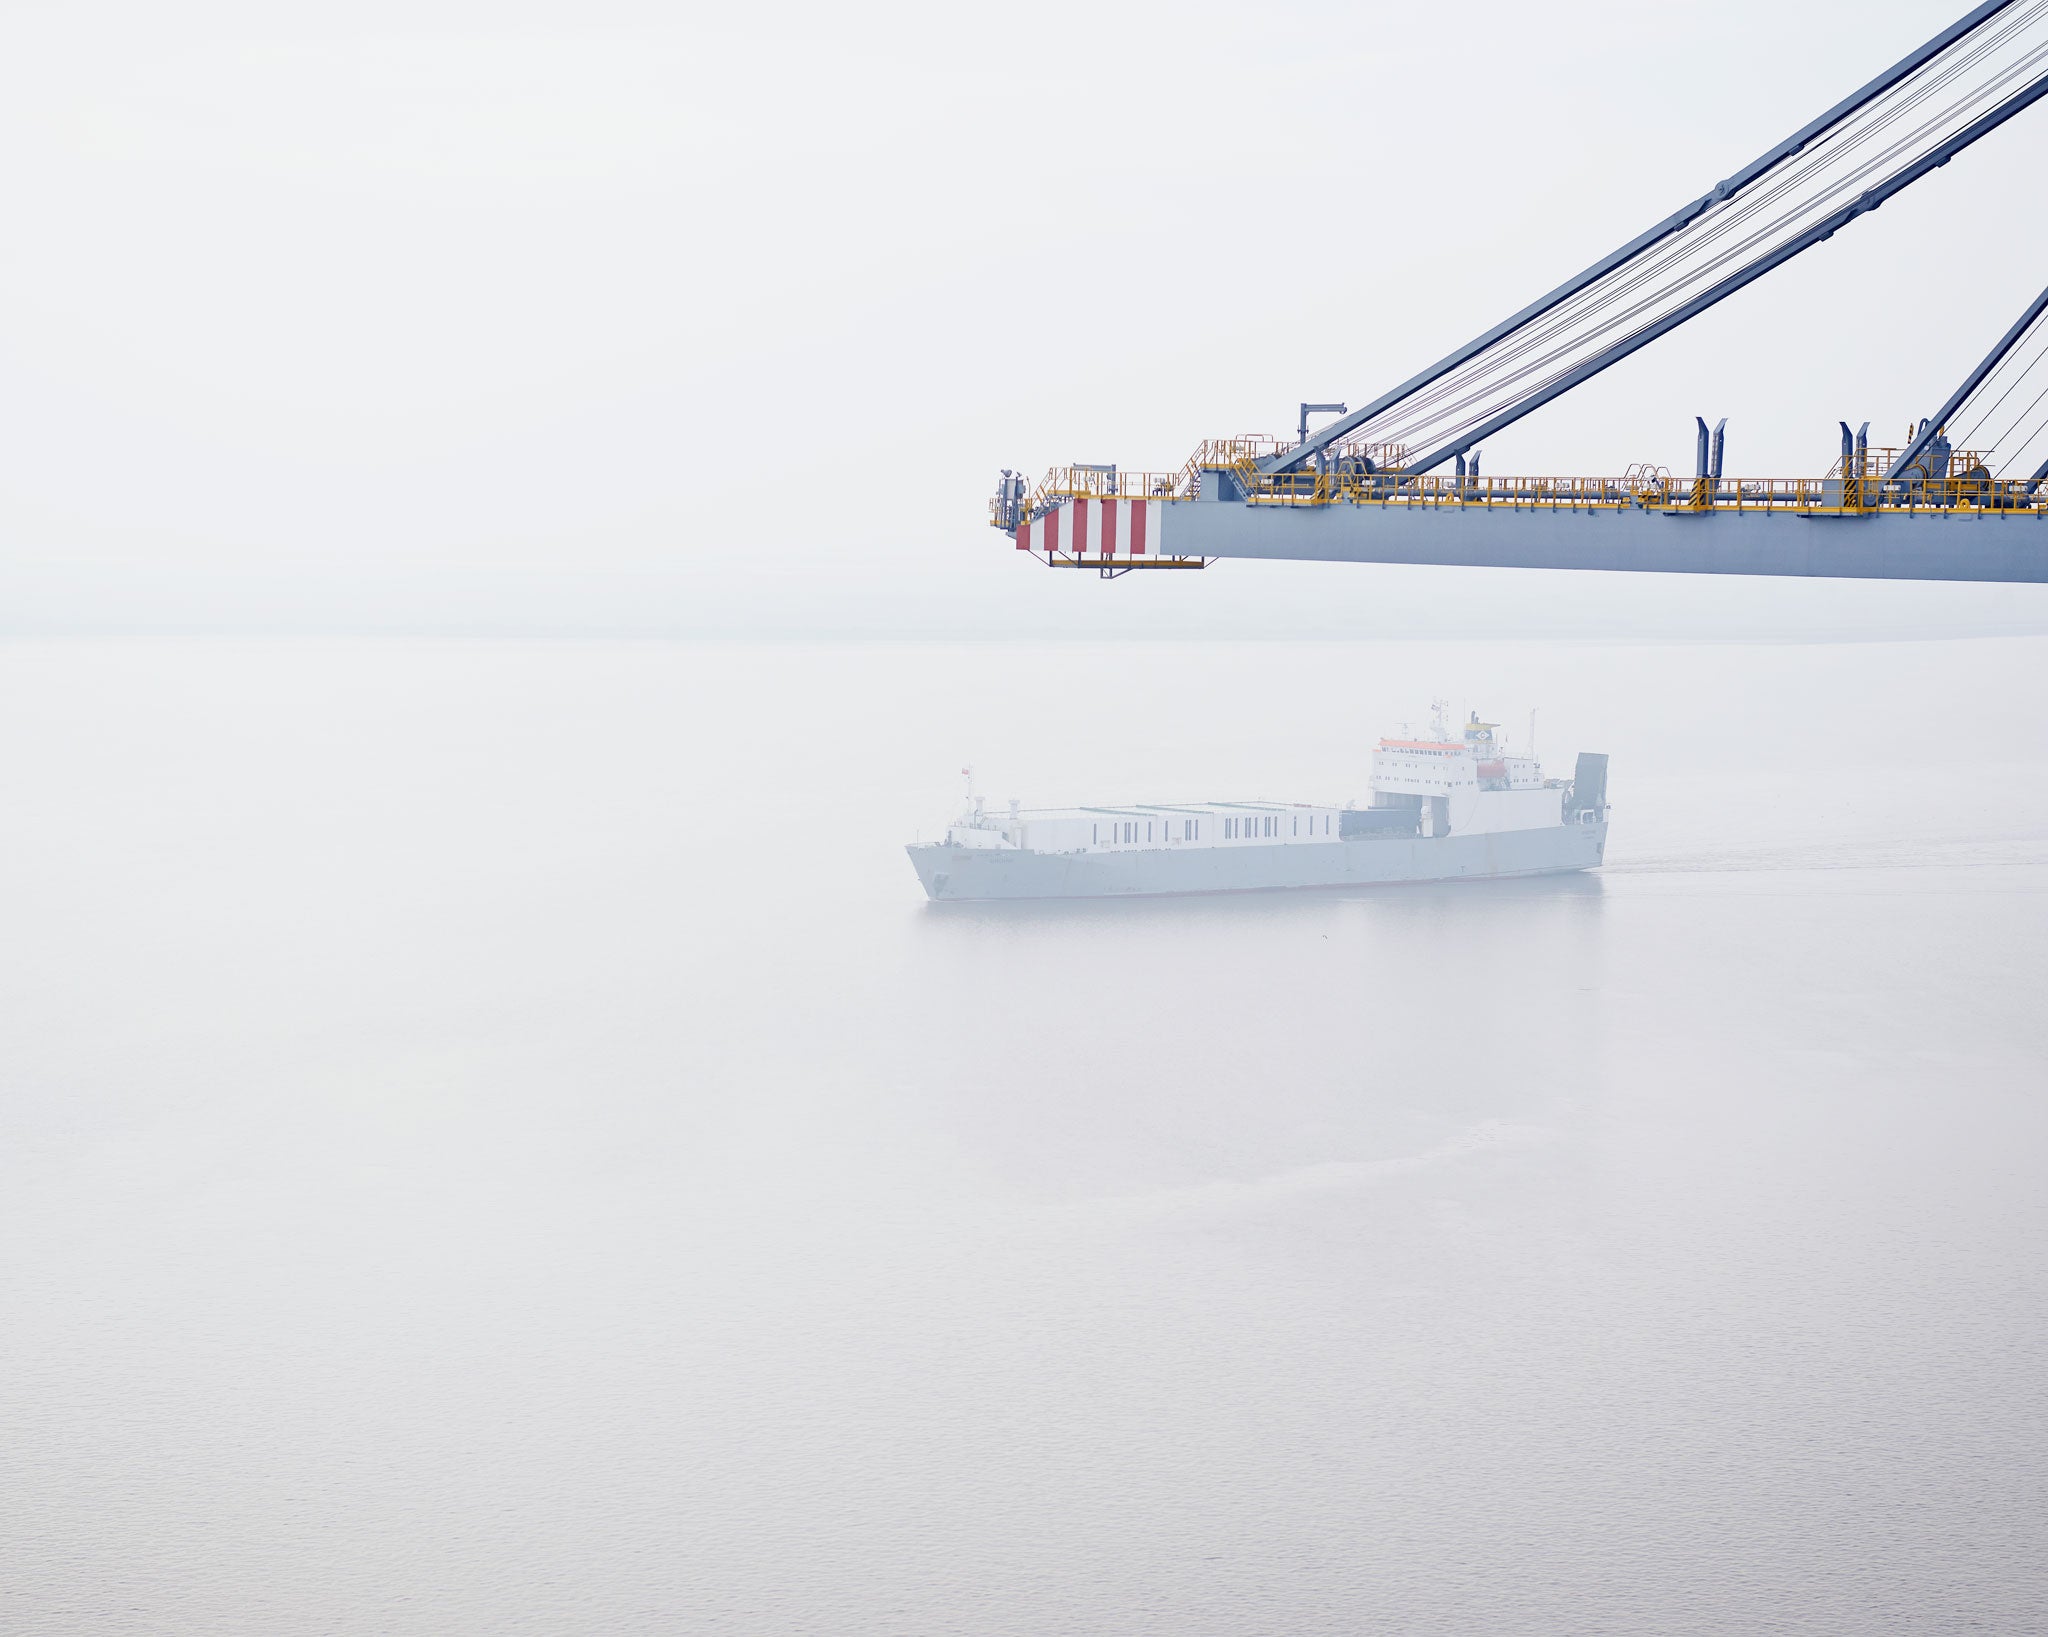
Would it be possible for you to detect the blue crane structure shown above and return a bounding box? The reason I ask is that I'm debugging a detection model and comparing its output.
[991,1,2048,584]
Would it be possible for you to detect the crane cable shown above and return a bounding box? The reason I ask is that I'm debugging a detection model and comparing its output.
[1390,10,2044,432]
[1986,375,2048,472]
[1372,6,2048,453]
[1953,312,2048,450]
[1382,25,2048,454]
[1336,2,2048,467]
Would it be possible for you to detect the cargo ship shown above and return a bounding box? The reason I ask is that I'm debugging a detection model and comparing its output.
[907,712,1608,901]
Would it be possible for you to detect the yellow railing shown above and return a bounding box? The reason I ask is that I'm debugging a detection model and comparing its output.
[991,433,2048,532]
[1006,433,1409,520]
[1237,469,2047,515]
[993,472,2048,528]
[1826,444,1993,478]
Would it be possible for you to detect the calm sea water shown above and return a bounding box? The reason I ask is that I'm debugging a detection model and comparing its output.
[2,636,2044,1635]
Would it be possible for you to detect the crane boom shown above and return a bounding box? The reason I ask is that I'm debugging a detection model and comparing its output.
[1260,0,2039,477]
[992,4,2048,586]
[1393,73,2048,477]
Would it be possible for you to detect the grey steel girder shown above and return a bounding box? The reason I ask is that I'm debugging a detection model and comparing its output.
[1159,501,2048,582]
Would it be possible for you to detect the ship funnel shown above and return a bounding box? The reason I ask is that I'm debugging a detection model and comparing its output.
[1566,752,1609,816]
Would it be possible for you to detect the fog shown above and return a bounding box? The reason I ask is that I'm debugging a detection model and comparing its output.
[5,0,2048,637]
[5,636,2046,1632]
[5,5,2048,1634]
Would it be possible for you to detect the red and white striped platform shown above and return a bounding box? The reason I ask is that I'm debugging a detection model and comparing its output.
[1015,498,1171,557]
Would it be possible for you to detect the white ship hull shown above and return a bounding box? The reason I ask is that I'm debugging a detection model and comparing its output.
[907,819,1606,902]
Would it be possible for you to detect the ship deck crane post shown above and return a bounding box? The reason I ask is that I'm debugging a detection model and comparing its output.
[996,1,2048,585]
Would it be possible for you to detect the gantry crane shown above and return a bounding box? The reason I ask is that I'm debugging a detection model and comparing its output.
[992,0,2048,584]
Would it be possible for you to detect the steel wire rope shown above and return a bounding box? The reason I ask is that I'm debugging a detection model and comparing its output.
[1985,377,2048,469]
[1359,26,2031,444]
[1371,3,2048,437]
[1378,78,2048,464]
[1952,313,2048,445]
[1396,13,2037,409]
[1991,407,2048,474]
[1412,150,2046,467]
[1327,6,2048,464]
[1373,27,2048,456]
[1393,49,2048,454]
[1407,48,2048,457]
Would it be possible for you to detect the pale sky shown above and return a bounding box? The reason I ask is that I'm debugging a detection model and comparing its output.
[6,0,2048,637]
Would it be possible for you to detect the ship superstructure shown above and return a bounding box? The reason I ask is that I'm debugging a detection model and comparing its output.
[907,713,1608,902]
